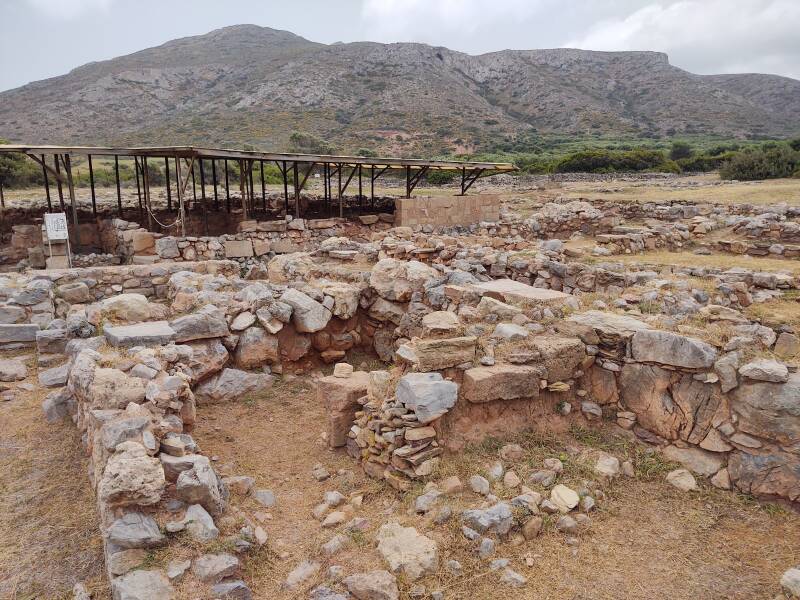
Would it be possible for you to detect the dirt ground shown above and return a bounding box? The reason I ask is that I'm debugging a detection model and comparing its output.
[0,351,106,600]
[185,374,799,600]
[0,349,798,600]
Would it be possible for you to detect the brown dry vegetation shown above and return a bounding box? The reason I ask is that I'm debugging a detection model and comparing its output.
[561,174,800,207]
[0,352,107,600]
[589,249,800,276]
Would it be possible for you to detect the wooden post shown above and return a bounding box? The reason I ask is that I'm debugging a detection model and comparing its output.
[338,163,343,218]
[134,157,143,221]
[64,154,80,247]
[88,154,97,217]
[282,160,289,215]
[239,160,248,221]
[358,164,363,212]
[174,156,187,237]
[54,155,65,211]
[292,161,300,218]
[212,159,219,210]
[371,165,375,208]
[114,155,122,217]
[260,160,266,212]
[191,161,197,207]
[42,155,52,211]
[143,156,154,231]
[224,159,230,213]
[199,159,208,235]
[164,157,172,211]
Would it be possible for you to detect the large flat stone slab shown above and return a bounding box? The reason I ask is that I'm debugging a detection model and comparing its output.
[462,365,542,403]
[567,310,652,339]
[0,323,39,343]
[470,279,570,307]
[105,321,176,347]
[224,240,254,258]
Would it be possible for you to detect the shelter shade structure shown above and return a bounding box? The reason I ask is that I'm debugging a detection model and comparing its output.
[0,144,515,244]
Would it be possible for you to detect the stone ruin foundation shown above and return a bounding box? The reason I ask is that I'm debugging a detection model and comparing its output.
[0,193,797,597]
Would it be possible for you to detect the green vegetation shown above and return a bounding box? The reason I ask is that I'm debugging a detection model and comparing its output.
[425,169,458,184]
[719,142,800,180]
[289,131,336,154]
[554,148,679,174]
[459,134,800,179]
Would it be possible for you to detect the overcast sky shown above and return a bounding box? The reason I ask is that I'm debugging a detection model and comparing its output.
[1,0,798,92]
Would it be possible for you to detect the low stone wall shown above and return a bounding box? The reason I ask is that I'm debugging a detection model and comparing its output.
[395,195,501,228]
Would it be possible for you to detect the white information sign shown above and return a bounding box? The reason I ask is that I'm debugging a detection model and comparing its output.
[44,212,69,241]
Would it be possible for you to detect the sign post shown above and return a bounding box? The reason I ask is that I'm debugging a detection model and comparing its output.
[44,212,71,268]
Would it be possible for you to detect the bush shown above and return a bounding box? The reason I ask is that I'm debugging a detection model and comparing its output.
[554,148,672,173]
[426,170,457,185]
[719,144,800,180]
[289,131,335,155]
[789,138,800,152]
[669,141,694,160]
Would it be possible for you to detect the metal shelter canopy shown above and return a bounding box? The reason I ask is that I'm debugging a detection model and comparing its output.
[0,144,515,241]
[0,144,515,171]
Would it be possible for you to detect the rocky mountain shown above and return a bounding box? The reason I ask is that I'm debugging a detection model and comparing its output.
[2,24,799,155]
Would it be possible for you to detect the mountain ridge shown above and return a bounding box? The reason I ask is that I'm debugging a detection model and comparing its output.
[1,24,798,155]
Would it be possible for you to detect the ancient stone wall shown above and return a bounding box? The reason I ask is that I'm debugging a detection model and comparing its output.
[395,195,501,227]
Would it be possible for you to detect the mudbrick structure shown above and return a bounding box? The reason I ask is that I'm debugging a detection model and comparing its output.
[0,171,798,597]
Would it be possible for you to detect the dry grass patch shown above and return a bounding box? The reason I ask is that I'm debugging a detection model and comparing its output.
[0,353,107,600]
[193,378,800,600]
[588,249,800,275]
[561,174,800,207]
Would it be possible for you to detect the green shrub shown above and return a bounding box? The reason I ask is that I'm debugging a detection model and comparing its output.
[719,144,800,180]
[554,148,671,173]
[426,170,457,184]
[669,141,694,160]
[289,131,336,155]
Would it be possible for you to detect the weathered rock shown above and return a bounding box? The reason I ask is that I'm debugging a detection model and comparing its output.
[280,288,332,333]
[738,359,789,383]
[182,503,219,541]
[0,358,27,382]
[395,372,458,424]
[99,441,165,507]
[284,560,321,590]
[421,311,460,334]
[343,570,399,600]
[730,373,800,446]
[462,365,542,403]
[192,553,239,583]
[170,307,229,342]
[396,336,476,371]
[104,321,176,347]
[461,502,513,535]
[212,580,253,600]
[370,259,438,302]
[662,446,724,477]
[183,339,229,382]
[106,512,165,549]
[235,327,279,368]
[194,368,272,404]
[97,294,154,323]
[175,455,228,516]
[666,468,697,491]
[631,330,716,369]
[728,450,800,503]
[550,484,579,513]
[376,523,439,581]
[781,567,800,598]
[111,569,174,600]
[318,370,370,447]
